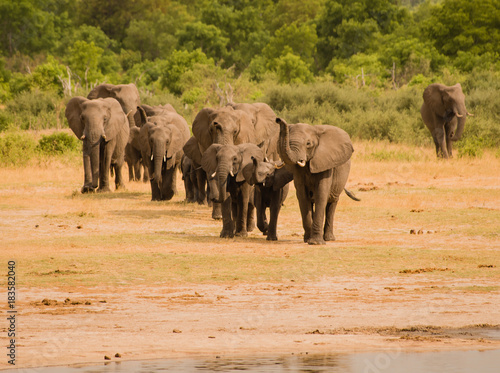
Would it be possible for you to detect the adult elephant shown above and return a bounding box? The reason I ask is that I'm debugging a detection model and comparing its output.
[201,143,264,238]
[421,83,473,158]
[139,112,190,201]
[66,97,130,193]
[88,83,141,128]
[277,117,354,245]
[184,102,279,218]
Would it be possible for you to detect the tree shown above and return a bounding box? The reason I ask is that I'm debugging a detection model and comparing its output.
[275,52,314,84]
[66,41,104,87]
[176,22,229,61]
[423,0,500,57]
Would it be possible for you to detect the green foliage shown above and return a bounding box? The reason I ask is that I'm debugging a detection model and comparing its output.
[457,137,484,158]
[160,49,212,95]
[66,41,104,84]
[0,131,38,166]
[5,90,62,130]
[37,132,79,155]
[275,53,314,84]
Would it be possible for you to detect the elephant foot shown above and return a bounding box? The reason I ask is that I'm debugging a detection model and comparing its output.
[247,220,255,233]
[81,186,95,194]
[308,237,326,245]
[324,232,336,241]
[266,234,278,241]
[220,229,235,238]
[115,183,127,191]
[97,186,111,193]
[212,206,223,220]
[235,231,248,238]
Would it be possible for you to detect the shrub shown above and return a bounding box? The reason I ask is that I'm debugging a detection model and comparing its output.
[0,132,38,166]
[37,132,80,155]
[457,136,484,158]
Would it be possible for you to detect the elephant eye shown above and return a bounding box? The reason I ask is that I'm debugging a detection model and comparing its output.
[306,140,313,148]
[233,156,238,162]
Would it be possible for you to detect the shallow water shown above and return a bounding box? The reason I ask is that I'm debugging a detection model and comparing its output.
[9,349,500,373]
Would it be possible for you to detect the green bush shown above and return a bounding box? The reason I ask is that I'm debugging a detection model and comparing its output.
[457,136,484,158]
[37,132,80,155]
[0,132,38,166]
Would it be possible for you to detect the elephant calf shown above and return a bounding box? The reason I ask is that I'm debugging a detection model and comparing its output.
[201,143,265,238]
[242,158,293,241]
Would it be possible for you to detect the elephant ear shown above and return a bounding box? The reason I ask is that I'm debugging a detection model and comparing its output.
[65,96,87,140]
[310,125,353,174]
[423,84,446,117]
[87,83,113,100]
[166,124,184,158]
[234,110,257,145]
[192,108,215,151]
[102,98,127,141]
[236,143,264,182]
[139,122,154,161]
[201,144,223,178]
[241,157,258,185]
[272,165,294,191]
[183,136,203,166]
[134,106,148,127]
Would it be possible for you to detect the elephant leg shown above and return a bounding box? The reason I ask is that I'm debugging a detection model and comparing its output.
[195,168,208,205]
[98,143,112,193]
[234,184,251,237]
[445,123,454,158]
[255,187,269,235]
[309,172,332,245]
[172,165,178,195]
[114,160,126,191]
[267,189,282,241]
[142,162,149,183]
[323,201,338,241]
[133,160,141,182]
[161,167,175,201]
[150,179,162,201]
[81,153,94,193]
[127,160,135,181]
[295,182,313,243]
[433,127,448,159]
[220,195,234,238]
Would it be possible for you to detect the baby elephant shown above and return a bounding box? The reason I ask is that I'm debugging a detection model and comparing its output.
[243,158,293,241]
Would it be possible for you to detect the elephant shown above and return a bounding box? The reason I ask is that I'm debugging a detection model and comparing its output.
[421,83,473,158]
[242,158,294,241]
[124,126,149,182]
[201,143,264,238]
[87,83,141,128]
[184,102,279,219]
[181,154,201,203]
[139,112,190,201]
[276,117,355,245]
[65,97,130,193]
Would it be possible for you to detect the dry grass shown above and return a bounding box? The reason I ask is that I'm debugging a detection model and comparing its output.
[1,141,499,288]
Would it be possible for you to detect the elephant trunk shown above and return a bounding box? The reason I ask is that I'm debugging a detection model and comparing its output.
[451,103,468,141]
[277,117,298,165]
[152,145,165,188]
[216,163,230,203]
[89,142,100,189]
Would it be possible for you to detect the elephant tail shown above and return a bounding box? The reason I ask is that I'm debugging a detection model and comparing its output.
[344,188,360,201]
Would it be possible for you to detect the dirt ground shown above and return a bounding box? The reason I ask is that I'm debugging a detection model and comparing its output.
[1,142,499,370]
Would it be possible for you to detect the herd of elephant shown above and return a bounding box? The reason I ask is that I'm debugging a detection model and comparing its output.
[65,82,472,245]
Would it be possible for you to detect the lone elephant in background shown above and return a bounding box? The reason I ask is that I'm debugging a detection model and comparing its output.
[242,158,293,241]
[277,117,355,245]
[421,83,473,158]
[65,97,130,193]
[139,112,190,201]
[201,143,264,238]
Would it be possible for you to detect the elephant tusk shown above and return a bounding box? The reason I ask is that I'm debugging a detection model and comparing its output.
[163,155,166,163]
[151,154,154,161]
[211,171,217,178]
[467,111,474,116]
[455,113,463,118]
[297,160,306,167]
[80,135,86,140]
[102,134,107,140]
[230,170,234,177]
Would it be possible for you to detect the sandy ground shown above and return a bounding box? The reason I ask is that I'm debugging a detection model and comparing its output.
[1,146,500,370]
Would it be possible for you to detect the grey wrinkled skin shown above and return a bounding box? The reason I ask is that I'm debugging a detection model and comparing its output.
[277,117,354,245]
[421,83,473,159]
[65,97,130,193]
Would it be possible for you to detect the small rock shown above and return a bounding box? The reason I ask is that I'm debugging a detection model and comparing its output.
[410,229,416,234]
[77,225,83,229]
[208,336,216,339]
[104,356,111,360]
[173,329,182,333]
[417,229,423,235]
[115,353,121,358]
[35,224,39,228]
